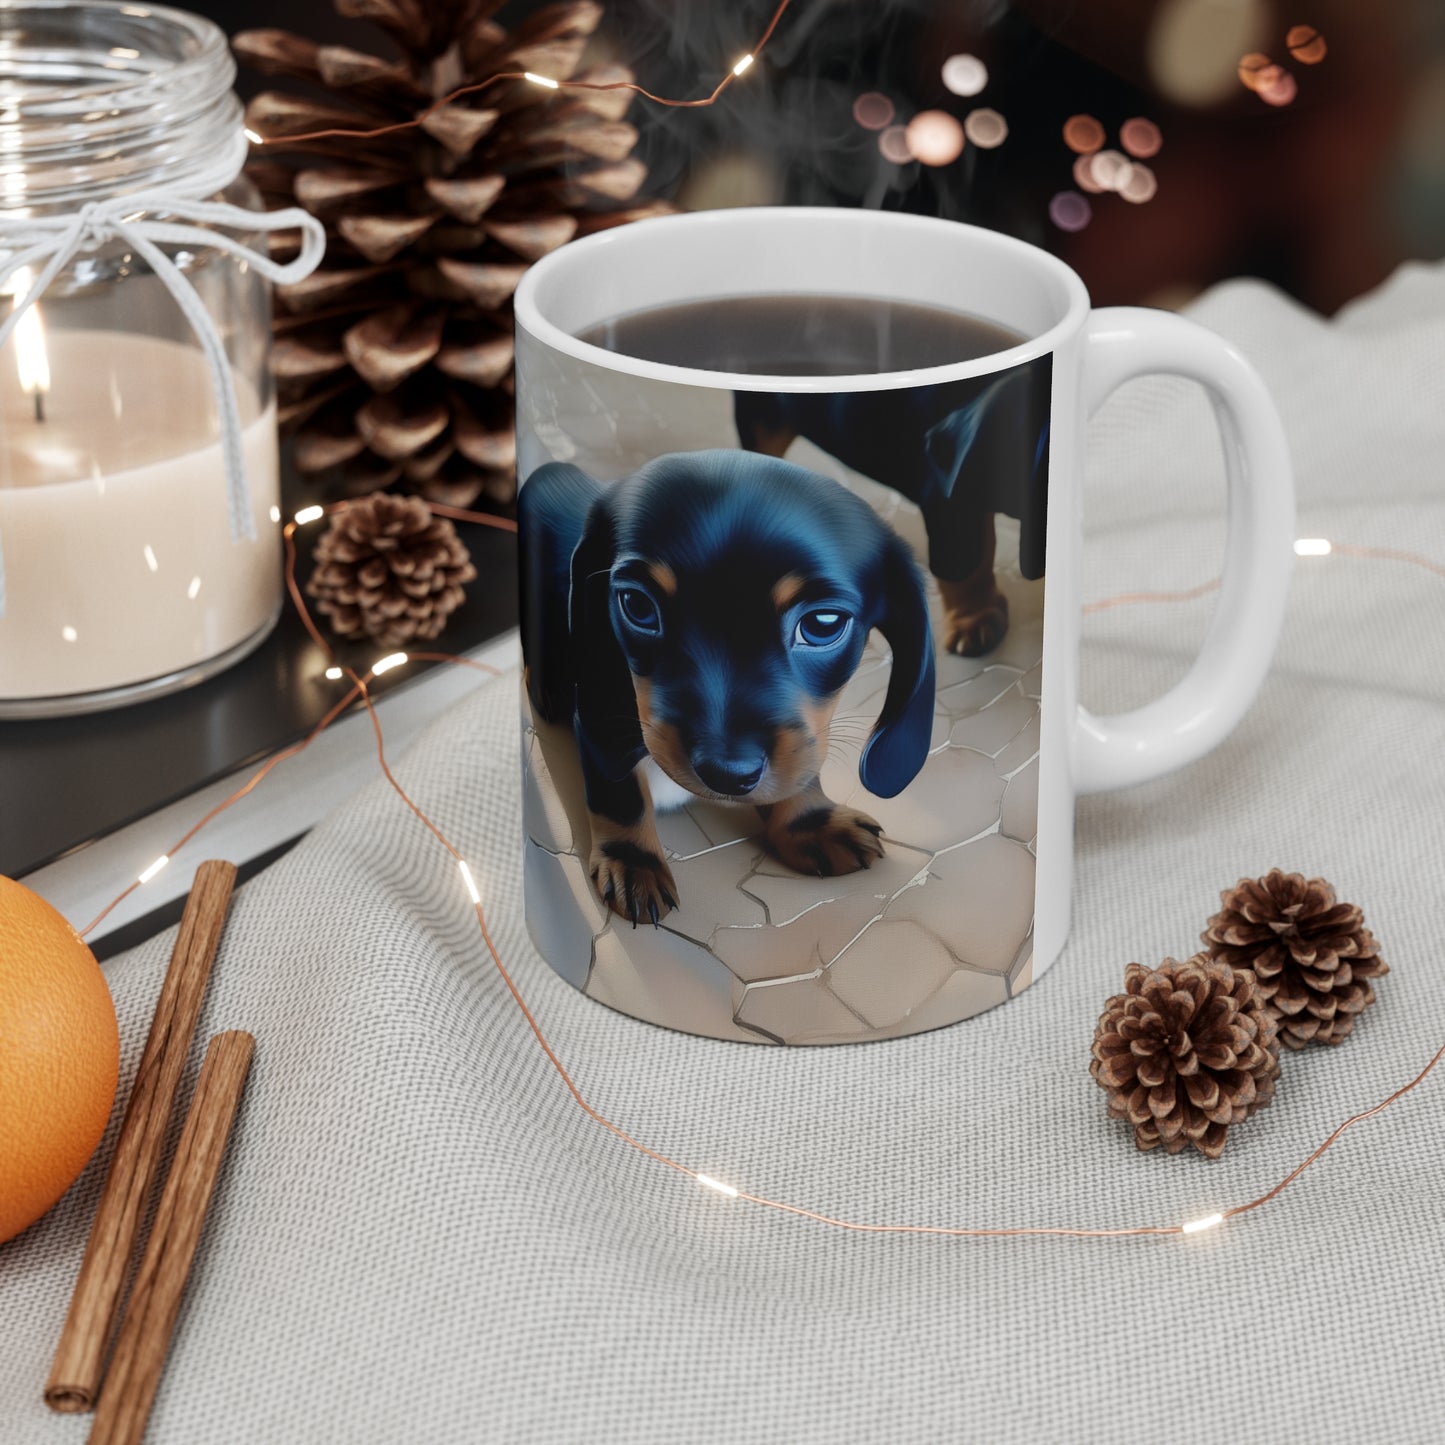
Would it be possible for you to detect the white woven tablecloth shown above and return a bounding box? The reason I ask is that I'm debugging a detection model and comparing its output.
[3,264,1444,1444]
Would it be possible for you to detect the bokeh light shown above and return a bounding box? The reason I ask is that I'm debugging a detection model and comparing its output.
[1088,148,1132,192]
[676,152,783,211]
[905,109,965,166]
[1049,191,1093,232]
[1149,0,1270,107]
[852,92,895,131]
[1286,24,1327,64]
[1237,52,1273,91]
[1073,153,1105,194]
[1258,67,1298,106]
[1249,61,1286,95]
[941,54,988,97]
[1119,164,1159,204]
[1063,114,1106,154]
[878,125,913,163]
[1119,118,1163,159]
[963,107,1008,149]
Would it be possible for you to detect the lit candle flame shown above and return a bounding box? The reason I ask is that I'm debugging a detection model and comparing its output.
[7,267,50,422]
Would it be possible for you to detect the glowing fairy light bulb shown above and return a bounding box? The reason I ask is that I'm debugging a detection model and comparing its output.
[696,1174,740,1198]
[137,854,170,885]
[1181,1212,1224,1235]
[524,71,559,89]
[459,860,482,904]
[732,53,754,76]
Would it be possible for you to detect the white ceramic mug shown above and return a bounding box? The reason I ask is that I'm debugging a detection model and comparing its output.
[513,208,1293,1045]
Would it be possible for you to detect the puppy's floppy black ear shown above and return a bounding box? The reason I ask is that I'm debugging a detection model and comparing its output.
[922,371,1023,501]
[569,491,646,784]
[860,538,935,799]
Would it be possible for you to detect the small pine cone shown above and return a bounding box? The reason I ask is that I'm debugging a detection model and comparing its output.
[1202,870,1388,1049]
[1091,956,1281,1159]
[307,494,476,647]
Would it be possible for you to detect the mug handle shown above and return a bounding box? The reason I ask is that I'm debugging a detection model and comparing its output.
[1074,307,1295,794]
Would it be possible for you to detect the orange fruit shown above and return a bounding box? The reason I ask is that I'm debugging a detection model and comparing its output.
[0,876,119,1245]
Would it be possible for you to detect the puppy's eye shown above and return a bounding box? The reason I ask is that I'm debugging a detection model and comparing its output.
[617,588,662,635]
[793,609,852,648]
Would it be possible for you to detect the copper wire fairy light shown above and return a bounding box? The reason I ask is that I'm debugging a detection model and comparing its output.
[78,12,1445,1244]
[77,496,1445,1244]
[247,0,796,147]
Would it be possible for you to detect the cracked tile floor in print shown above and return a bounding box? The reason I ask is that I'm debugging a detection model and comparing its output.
[521,461,1042,1045]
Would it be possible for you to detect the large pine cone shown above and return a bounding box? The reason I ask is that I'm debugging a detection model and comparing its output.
[1091,956,1281,1159]
[307,493,476,646]
[235,0,668,510]
[1201,869,1388,1049]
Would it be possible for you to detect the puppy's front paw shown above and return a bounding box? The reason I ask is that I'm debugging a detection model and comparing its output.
[942,589,1009,656]
[767,804,886,878]
[590,840,678,927]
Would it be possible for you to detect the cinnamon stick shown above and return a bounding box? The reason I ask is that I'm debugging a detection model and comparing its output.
[88,1032,255,1445]
[46,860,238,1413]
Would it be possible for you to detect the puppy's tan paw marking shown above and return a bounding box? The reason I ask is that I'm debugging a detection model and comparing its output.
[942,590,1009,657]
[590,840,678,926]
[767,804,886,877]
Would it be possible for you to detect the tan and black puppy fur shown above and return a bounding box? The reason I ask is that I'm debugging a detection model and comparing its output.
[519,451,936,925]
[735,366,1049,657]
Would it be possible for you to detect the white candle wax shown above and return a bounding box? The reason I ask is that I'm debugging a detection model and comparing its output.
[0,330,281,702]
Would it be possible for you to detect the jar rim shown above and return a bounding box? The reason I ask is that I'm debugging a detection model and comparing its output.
[0,1,242,211]
[0,0,229,114]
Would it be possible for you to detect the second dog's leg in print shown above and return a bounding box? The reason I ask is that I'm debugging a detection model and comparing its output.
[733,391,798,460]
[934,510,1009,657]
[757,783,885,878]
[582,764,678,926]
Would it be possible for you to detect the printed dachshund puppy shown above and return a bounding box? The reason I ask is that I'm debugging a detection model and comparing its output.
[519,449,936,926]
[735,366,1050,657]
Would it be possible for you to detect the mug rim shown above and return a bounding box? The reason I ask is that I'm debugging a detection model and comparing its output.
[514,206,1091,394]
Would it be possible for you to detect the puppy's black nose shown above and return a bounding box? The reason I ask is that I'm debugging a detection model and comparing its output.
[693,755,766,796]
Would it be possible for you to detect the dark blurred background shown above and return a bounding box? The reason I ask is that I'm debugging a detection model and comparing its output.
[208,0,1445,315]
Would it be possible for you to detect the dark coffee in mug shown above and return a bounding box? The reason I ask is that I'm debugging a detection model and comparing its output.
[578,294,1024,376]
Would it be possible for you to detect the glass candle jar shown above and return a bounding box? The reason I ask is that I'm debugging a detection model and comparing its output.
[0,1,297,716]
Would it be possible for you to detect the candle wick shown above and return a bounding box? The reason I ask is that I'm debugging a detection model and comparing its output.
[33,390,45,423]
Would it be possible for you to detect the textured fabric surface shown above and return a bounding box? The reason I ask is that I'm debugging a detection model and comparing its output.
[3,266,1444,1444]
